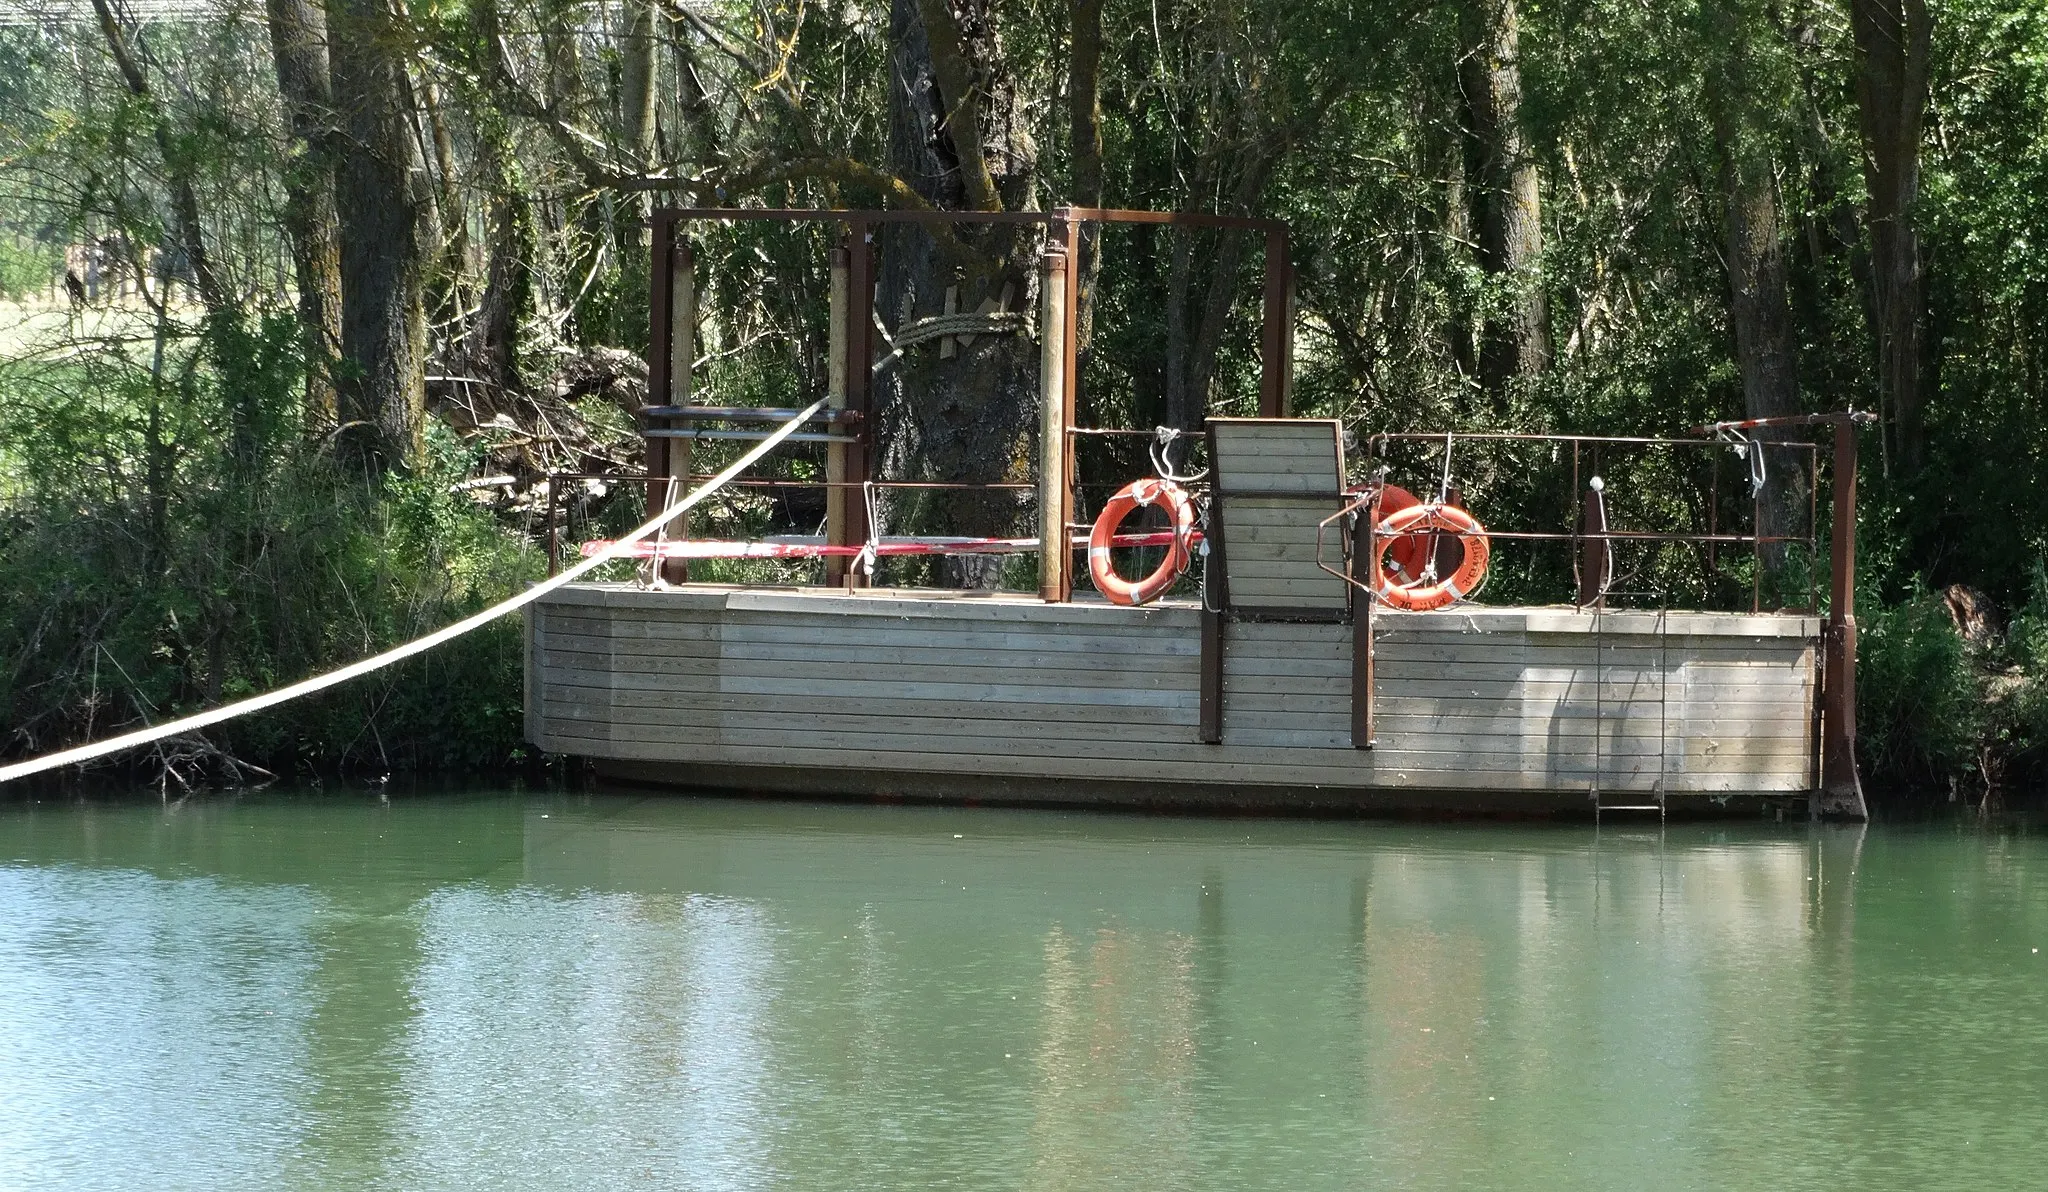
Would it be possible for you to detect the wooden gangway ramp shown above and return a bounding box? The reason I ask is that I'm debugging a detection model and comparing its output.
[527,585,1818,815]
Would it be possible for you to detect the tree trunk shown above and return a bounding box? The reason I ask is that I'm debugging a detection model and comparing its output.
[1717,144,1807,574]
[619,0,659,169]
[1848,0,1932,468]
[90,0,229,313]
[1709,18,1806,577]
[1459,0,1546,396]
[471,120,533,402]
[419,75,467,268]
[1164,228,1197,429]
[613,0,660,344]
[1070,0,1104,353]
[263,0,344,430]
[1440,100,1479,383]
[673,34,721,169]
[875,0,1041,588]
[1163,155,1278,430]
[329,0,431,471]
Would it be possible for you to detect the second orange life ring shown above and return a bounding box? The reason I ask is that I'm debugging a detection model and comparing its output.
[1371,502,1491,611]
[1089,478,1198,606]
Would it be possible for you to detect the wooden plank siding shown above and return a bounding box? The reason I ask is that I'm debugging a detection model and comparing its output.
[527,585,1820,810]
[1208,419,1352,613]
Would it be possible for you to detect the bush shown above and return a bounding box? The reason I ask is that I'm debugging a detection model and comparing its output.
[1991,561,2048,777]
[0,237,56,301]
[0,308,541,783]
[1857,588,1984,788]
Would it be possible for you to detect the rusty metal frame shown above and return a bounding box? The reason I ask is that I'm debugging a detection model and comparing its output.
[656,207,1289,231]
[648,206,1294,599]
[1818,414,1875,819]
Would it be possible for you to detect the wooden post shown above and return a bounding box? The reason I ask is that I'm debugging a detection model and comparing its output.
[1819,418,1868,820]
[662,236,696,583]
[1061,217,1082,601]
[825,243,851,586]
[842,220,873,587]
[1259,229,1292,418]
[1039,243,1070,602]
[645,214,674,525]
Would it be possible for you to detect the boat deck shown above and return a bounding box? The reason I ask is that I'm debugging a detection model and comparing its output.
[526,584,1820,815]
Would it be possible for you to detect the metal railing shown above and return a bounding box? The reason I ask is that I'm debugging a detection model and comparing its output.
[1359,430,1824,615]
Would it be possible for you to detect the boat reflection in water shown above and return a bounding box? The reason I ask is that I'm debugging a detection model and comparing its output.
[0,794,2036,1190]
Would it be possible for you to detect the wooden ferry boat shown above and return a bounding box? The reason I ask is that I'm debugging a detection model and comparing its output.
[525,209,1869,820]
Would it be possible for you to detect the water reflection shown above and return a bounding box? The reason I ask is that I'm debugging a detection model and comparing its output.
[1028,923,1199,1190]
[0,866,319,1189]
[0,796,2043,1190]
[390,889,776,1189]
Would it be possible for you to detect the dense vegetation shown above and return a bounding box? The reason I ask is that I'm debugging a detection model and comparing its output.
[2,0,2045,799]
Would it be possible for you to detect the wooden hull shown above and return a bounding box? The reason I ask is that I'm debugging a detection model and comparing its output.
[527,585,1820,816]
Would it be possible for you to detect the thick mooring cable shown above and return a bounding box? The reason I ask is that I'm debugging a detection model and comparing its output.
[0,397,832,786]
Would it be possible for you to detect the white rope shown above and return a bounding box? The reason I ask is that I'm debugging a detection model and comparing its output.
[0,397,832,786]
[1150,426,1208,483]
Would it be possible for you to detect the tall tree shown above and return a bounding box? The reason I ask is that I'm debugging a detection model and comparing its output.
[1152,12,1343,430]
[1069,0,1105,354]
[1458,0,1546,397]
[88,0,230,312]
[1847,0,1933,467]
[263,0,344,430]
[328,0,433,471]
[618,0,660,171]
[1706,5,1806,571]
[875,0,1041,586]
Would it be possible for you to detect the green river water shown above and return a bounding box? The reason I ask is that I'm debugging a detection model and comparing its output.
[1,791,2045,1190]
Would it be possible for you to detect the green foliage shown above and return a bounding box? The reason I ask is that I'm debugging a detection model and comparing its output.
[5,0,2048,798]
[0,237,55,300]
[1857,588,1985,785]
[0,308,541,780]
[1988,560,2048,775]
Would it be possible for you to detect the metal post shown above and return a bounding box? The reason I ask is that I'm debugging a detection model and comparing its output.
[1819,418,1868,820]
[1259,229,1291,418]
[1351,500,1376,749]
[1808,443,1821,614]
[1751,478,1763,614]
[825,243,850,586]
[545,479,559,577]
[1038,243,1070,602]
[1708,451,1719,579]
[1578,483,1610,610]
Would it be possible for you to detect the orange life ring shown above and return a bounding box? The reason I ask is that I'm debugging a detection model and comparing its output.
[1372,502,1490,611]
[1089,478,1198,606]
[1356,483,1471,583]
[1369,483,1431,581]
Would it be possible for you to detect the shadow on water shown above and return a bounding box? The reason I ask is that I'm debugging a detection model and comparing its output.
[2,788,2046,1191]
